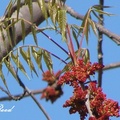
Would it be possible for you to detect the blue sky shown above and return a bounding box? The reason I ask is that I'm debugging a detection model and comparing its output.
[0,0,120,120]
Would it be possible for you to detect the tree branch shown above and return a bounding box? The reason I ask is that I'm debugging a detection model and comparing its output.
[0,86,26,101]
[65,5,120,45]
[0,89,43,101]
[103,62,120,70]
[97,0,104,87]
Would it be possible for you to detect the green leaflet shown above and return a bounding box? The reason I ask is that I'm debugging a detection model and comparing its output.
[21,20,26,44]
[0,64,9,92]
[20,47,38,77]
[16,0,21,19]
[4,58,17,80]
[71,26,79,49]
[31,47,42,70]
[39,0,48,23]
[31,26,38,46]
[42,50,53,73]
[58,9,67,40]
[27,0,33,22]
[11,51,29,79]
[88,19,97,36]
[48,2,58,26]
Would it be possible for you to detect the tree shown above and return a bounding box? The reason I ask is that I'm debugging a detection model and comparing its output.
[0,0,120,120]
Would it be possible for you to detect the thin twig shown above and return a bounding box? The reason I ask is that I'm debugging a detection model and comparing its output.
[0,89,43,101]
[103,62,120,70]
[98,0,104,87]
[36,28,69,55]
[0,86,26,101]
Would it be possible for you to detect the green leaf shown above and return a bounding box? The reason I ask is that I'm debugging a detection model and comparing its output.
[94,9,113,16]
[85,19,90,44]
[83,49,90,63]
[31,47,42,69]
[39,0,48,23]
[79,9,92,44]
[4,59,17,80]
[61,61,73,73]
[71,27,79,49]
[27,0,33,22]
[58,9,67,40]
[20,47,38,77]
[20,47,28,62]
[31,26,38,45]
[11,52,29,79]
[28,47,38,77]
[16,0,21,19]
[48,2,58,25]
[43,50,53,72]
[88,19,97,36]
[10,19,17,45]
[0,64,9,92]
[4,0,13,17]
[21,20,26,44]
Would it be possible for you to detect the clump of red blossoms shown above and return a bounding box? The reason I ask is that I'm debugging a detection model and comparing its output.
[89,82,120,120]
[57,59,104,85]
[57,59,120,120]
[42,70,61,85]
[41,71,63,103]
[41,86,63,103]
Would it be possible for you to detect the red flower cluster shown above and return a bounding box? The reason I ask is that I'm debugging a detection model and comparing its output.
[41,71,63,103]
[57,59,120,119]
[57,59,104,85]
[61,81,120,120]
[89,82,120,119]
[41,86,63,103]
[42,70,61,85]
[63,85,88,119]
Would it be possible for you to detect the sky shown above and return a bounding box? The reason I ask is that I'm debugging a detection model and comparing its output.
[0,0,120,120]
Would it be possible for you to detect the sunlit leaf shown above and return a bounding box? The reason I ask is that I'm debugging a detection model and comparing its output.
[39,0,48,23]
[48,2,58,25]
[61,61,73,73]
[27,0,33,22]
[43,50,53,73]
[88,19,97,36]
[20,47,38,77]
[83,49,90,63]
[11,52,29,79]
[20,47,28,63]
[94,9,114,16]
[72,28,79,49]
[16,0,21,19]
[21,20,26,44]
[31,26,38,45]
[4,59,17,80]
[0,64,9,92]
[31,47,43,69]
[27,47,38,77]
[58,9,67,40]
